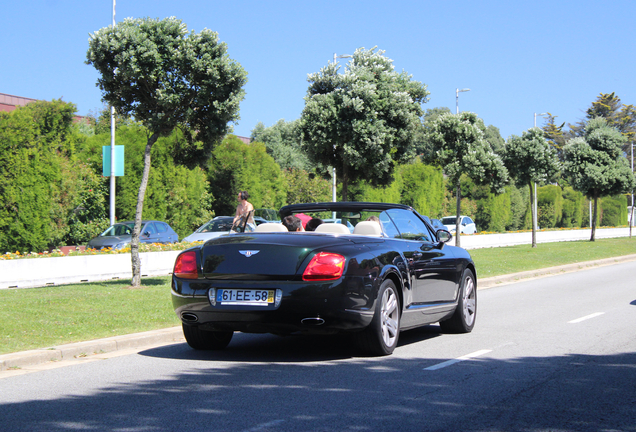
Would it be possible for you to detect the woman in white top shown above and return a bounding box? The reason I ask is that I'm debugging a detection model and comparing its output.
[233,190,256,232]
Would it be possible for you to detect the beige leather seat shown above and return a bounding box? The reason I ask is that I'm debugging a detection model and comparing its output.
[353,221,382,236]
[254,223,288,232]
[315,223,350,234]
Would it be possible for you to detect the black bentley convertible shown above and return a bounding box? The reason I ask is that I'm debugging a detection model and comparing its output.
[172,202,477,356]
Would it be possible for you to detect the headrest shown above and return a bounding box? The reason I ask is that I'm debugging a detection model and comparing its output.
[353,221,382,236]
[254,223,288,232]
[315,223,350,234]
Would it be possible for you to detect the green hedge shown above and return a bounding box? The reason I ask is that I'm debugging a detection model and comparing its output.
[82,126,215,239]
[399,162,445,217]
[208,135,287,217]
[600,195,628,226]
[560,187,585,228]
[0,100,82,252]
[359,159,445,218]
[537,185,563,228]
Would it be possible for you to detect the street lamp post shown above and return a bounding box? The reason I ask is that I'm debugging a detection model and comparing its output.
[453,88,471,246]
[331,53,352,219]
[533,113,549,233]
[456,88,470,114]
[109,0,116,226]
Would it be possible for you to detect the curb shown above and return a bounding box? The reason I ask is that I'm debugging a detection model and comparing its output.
[2,254,636,372]
[477,254,636,289]
[0,327,184,371]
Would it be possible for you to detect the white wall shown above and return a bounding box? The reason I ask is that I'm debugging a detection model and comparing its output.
[1,227,632,289]
[1,251,181,289]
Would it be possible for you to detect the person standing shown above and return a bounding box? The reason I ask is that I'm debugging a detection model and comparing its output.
[233,191,255,232]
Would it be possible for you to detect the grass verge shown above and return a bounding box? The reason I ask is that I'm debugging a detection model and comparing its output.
[470,237,636,278]
[0,277,178,355]
[1,237,634,355]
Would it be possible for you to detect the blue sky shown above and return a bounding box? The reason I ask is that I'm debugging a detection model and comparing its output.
[2,0,635,141]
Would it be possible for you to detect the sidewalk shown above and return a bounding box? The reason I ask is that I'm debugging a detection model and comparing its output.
[2,253,636,373]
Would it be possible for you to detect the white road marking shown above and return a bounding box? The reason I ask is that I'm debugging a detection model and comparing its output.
[424,349,492,371]
[568,312,605,324]
[243,419,285,432]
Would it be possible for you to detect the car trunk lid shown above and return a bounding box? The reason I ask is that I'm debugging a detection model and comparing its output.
[200,233,351,280]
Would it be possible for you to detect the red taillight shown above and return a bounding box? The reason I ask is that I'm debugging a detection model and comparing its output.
[174,251,198,279]
[302,252,346,281]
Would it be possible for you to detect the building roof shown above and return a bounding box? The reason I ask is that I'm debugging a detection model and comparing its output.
[0,93,38,113]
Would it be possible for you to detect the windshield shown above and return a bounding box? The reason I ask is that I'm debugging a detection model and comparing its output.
[441,217,458,225]
[196,218,234,233]
[254,209,278,221]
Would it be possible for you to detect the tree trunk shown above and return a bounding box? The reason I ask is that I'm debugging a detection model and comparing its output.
[530,182,537,248]
[455,184,462,248]
[590,193,598,242]
[131,133,159,287]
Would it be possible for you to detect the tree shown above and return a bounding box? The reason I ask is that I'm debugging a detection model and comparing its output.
[208,135,286,216]
[541,113,566,156]
[563,118,635,241]
[483,125,506,155]
[86,17,247,286]
[250,120,314,171]
[423,107,452,124]
[79,125,214,239]
[300,47,430,200]
[568,93,636,153]
[425,112,509,246]
[415,107,452,159]
[503,127,560,247]
[282,168,331,205]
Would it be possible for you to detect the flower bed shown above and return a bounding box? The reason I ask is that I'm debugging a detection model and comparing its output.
[1,241,201,261]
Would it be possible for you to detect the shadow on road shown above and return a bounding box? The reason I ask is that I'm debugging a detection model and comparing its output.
[1,348,634,432]
[140,324,443,363]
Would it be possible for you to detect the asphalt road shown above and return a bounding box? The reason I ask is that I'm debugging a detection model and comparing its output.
[0,261,635,432]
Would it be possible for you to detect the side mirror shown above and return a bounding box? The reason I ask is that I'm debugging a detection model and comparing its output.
[436,230,452,243]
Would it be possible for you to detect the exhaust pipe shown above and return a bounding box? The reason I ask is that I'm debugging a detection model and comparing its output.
[181,313,199,323]
[301,317,325,326]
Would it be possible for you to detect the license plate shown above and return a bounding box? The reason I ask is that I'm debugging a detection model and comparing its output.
[216,289,274,306]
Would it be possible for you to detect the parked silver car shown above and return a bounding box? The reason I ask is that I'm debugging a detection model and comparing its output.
[182,216,269,242]
[182,217,235,243]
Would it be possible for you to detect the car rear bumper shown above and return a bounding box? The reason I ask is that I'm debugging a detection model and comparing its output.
[172,276,377,335]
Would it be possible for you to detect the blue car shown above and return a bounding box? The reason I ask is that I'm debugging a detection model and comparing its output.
[87,220,178,250]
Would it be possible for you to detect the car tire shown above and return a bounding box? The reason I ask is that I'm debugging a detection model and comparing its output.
[182,324,233,350]
[440,268,476,333]
[356,279,400,356]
